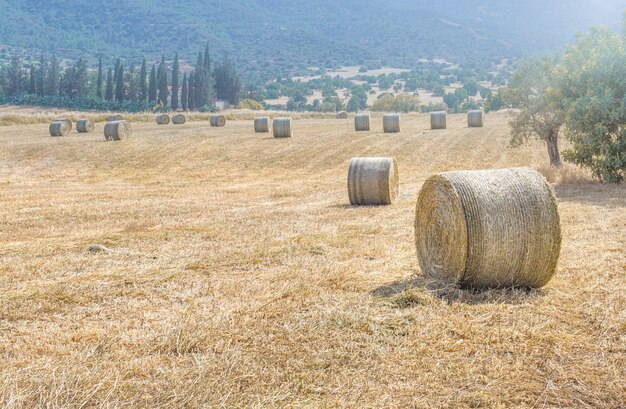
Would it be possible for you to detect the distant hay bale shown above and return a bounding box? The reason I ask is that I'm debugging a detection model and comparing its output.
[155,114,170,125]
[49,119,72,137]
[383,113,401,133]
[336,111,348,119]
[348,157,399,205]
[172,114,186,125]
[467,110,484,127]
[107,114,123,122]
[273,117,292,138]
[76,119,94,133]
[104,120,132,141]
[430,111,447,130]
[414,168,561,289]
[354,113,370,131]
[254,117,270,133]
[210,114,226,127]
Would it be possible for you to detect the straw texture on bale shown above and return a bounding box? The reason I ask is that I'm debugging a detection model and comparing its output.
[348,157,399,205]
[210,115,226,127]
[354,114,370,131]
[383,113,401,133]
[467,110,484,128]
[336,111,348,119]
[76,119,94,133]
[254,117,270,133]
[172,114,186,125]
[414,168,561,289]
[104,120,132,141]
[107,114,123,122]
[273,117,292,138]
[430,111,447,130]
[155,114,170,125]
[49,119,72,137]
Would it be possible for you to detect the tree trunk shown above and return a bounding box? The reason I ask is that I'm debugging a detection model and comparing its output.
[546,129,561,167]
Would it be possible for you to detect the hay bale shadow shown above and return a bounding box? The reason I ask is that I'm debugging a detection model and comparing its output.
[372,274,544,306]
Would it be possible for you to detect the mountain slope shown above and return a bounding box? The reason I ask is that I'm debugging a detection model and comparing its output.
[0,0,623,78]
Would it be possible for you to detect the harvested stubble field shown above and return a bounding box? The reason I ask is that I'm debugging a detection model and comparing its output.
[0,111,624,408]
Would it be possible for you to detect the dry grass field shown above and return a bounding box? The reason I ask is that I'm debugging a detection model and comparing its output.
[0,111,624,408]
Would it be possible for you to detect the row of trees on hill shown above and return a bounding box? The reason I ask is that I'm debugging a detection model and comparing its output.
[0,45,242,112]
[504,17,625,183]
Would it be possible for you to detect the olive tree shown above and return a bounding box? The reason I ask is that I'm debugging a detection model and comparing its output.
[552,27,626,183]
[503,56,564,167]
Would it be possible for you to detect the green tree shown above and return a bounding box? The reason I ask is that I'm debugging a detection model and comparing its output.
[148,65,157,103]
[38,55,46,97]
[96,57,103,99]
[29,64,36,94]
[181,73,188,111]
[194,52,206,108]
[347,95,361,112]
[188,71,196,110]
[47,55,60,97]
[214,54,241,105]
[115,64,124,101]
[463,79,479,96]
[127,63,137,101]
[105,68,114,100]
[6,54,24,96]
[504,55,563,167]
[138,58,148,102]
[157,56,169,106]
[171,53,180,110]
[552,27,626,182]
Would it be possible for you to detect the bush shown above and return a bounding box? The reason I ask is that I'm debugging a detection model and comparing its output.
[371,94,420,113]
[238,99,264,110]
[0,94,155,112]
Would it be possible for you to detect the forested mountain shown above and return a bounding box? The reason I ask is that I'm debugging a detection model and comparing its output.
[0,0,623,79]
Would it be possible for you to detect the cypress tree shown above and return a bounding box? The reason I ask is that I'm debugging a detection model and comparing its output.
[188,71,195,111]
[38,55,46,97]
[195,52,205,108]
[139,58,148,102]
[47,55,60,97]
[148,65,157,103]
[105,68,114,100]
[171,53,180,110]
[113,58,121,83]
[96,57,103,99]
[181,73,188,111]
[29,64,36,94]
[115,64,124,101]
[157,55,169,106]
[128,63,137,101]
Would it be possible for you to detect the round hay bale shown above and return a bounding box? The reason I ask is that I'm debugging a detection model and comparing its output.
[172,114,186,125]
[414,168,561,289]
[254,117,270,133]
[354,113,370,131]
[155,114,170,125]
[467,110,484,127]
[430,111,447,130]
[49,119,72,137]
[348,157,399,205]
[107,114,123,122]
[210,114,226,127]
[76,119,94,133]
[383,113,401,133]
[336,111,348,119]
[273,117,292,138]
[104,120,132,141]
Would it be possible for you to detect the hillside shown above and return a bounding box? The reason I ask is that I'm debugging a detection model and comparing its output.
[0,0,623,79]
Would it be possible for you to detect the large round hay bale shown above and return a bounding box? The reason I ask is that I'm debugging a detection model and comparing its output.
[348,157,399,205]
[155,114,170,125]
[49,119,72,137]
[414,168,561,289]
[273,117,292,138]
[210,114,226,127]
[107,114,123,122]
[76,119,94,133]
[104,120,132,141]
[467,110,484,127]
[383,113,401,133]
[430,111,447,130]
[172,114,186,125]
[354,114,370,131]
[254,117,270,133]
[336,111,348,119]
